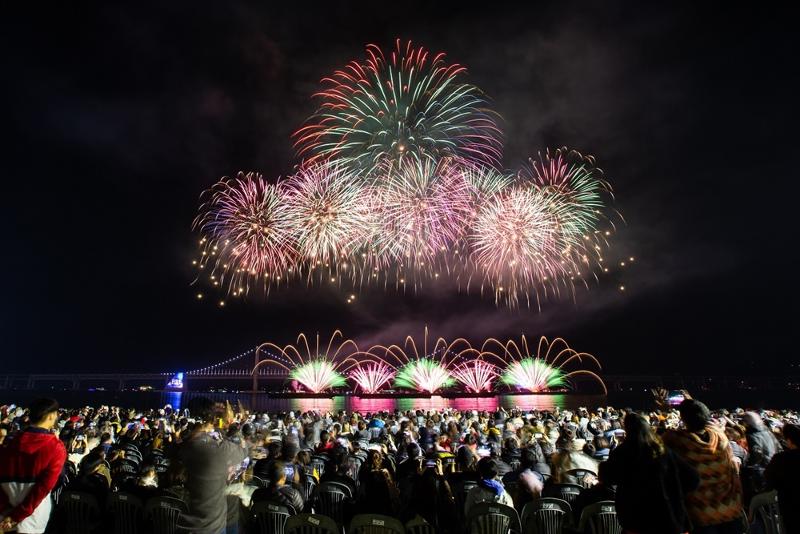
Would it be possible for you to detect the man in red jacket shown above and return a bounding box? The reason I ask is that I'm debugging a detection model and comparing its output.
[0,398,67,534]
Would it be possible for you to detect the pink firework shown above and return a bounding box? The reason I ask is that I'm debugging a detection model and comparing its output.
[282,163,374,268]
[194,172,296,293]
[349,362,397,394]
[450,359,499,393]
[470,186,566,305]
[371,158,472,270]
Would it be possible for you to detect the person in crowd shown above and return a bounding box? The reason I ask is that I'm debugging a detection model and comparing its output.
[177,397,246,534]
[358,448,401,517]
[251,460,304,512]
[320,446,357,496]
[765,423,800,534]
[405,458,457,532]
[741,411,782,503]
[68,451,111,505]
[464,457,514,515]
[571,461,617,523]
[0,398,67,534]
[663,400,743,534]
[603,412,699,534]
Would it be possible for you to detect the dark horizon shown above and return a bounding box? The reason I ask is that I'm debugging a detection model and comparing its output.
[3,3,795,376]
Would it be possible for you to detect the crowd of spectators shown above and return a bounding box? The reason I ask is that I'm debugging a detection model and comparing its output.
[0,394,797,533]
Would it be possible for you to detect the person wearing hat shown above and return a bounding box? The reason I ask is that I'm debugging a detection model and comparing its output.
[663,400,743,534]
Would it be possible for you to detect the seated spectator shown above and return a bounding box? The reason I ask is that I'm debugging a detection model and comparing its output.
[405,458,457,532]
[358,449,401,516]
[572,462,616,522]
[765,423,800,534]
[69,451,111,506]
[464,457,514,515]
[320,446,357,496]
[251,460,304,512]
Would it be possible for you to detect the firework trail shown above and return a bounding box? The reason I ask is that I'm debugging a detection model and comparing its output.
[349,362,396,393]
[394,359,455,393]
[450,359,499,393]
[293,39,502,176]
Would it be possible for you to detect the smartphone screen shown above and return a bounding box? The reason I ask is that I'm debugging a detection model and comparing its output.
[284,464,295,479]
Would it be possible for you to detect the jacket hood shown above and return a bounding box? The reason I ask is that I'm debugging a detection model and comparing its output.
[11,428,61,455]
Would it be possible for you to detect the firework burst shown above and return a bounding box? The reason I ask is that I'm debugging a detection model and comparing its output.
[290,361,347,392]
[394,359,455,393]
[193,172,296,294]
[371,158,471,271]
[293,39,502,175]
[500,359,566,392]
[469,186,564,304]
[349,362,396,394]
[282,163,374,274]
[450,359,499,393]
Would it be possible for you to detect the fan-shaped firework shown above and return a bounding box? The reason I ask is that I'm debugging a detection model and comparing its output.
[394,359,455,393]
[450,359,499,393]
[469,186,564,304]
[293,39,502,175]
[371,158,471,270]
[500,359,566,392]
[253,331,361,393]
[486,335,606,393]
[290,361,347,392]
[349,362,396,394]
[193,172,296,294]
[282,163,373,271]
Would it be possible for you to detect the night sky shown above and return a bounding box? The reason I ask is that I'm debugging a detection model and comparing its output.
[3,3,795,375]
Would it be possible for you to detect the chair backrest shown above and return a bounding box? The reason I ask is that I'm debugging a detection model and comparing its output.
[315,481,349,525]
[466,502,522,534]
[311,455,328,477]
[543,484,582,507]
[59,490,102,534]
[748,490,784,534]
[108,492,144,534]
[285,513,340,534]
[578,501,621,534]
[347,456,363,489]
[565,469,598,489]
[302,474,318,504]
[319,480,353,499]
[349,513,406,534]
[251,501,294,534]
[405,515,436,534]
[520,498,571,534]
[144,495,188,534]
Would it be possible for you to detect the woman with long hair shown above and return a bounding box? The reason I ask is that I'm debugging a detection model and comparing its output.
[604,413,699,534]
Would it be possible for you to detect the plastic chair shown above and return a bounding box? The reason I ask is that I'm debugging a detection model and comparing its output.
[543,484,582,508]
[315,481,350,526]
[251,501,296,534]
[302,475,318,507]
[144,495,187,534]
[311,455,328,477]
[347,456,363,490]
[285,513,340,534]
[58,490,102,534]
[520,497,571,534]
[466,502,522,534]
[577,501,621,534]
[565,469,598,489]
[107,492,144,534]
[405,515,436,534]
[349,513,406,534]
[748,490,784,534]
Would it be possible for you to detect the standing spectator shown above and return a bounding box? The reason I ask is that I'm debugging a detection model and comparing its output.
[177,397,246,534]
[0,398,67,534]
[765,424,800,534]
[741,411,782,503]
[664,400,743,534]
[603,413,698,534]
